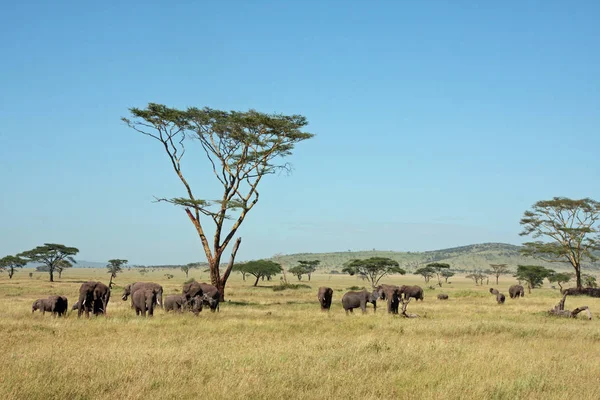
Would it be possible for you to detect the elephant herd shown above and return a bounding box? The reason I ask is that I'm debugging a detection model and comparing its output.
[318,283,527,315]
[31,280,220,318]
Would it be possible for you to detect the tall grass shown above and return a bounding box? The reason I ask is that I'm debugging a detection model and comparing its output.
[1,269,599,399]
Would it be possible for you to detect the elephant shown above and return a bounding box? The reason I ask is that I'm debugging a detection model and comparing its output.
[164,295,187,312]
[317,287,334,311]
[341,289,379,315]
[437,294,449,300]
[190,295,204,316]
[399,285,424,301]
[182,281,221,312]
[489,288,506,304]
[376,284,402,314]
[122,282,164,308]
[509,285,525,299]
[32,296,68,316]
[133,288,159,317]
[78,281,110,318]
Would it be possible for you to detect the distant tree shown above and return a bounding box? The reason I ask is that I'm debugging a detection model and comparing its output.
[342,257,405,287]
[427,262,450,287]
[288,265,308,281]
[0,255,27,279]
[35,265,49,272]
[514,265,553,293]
[164,273,174,280]
[548,272,573,291]
[441,270,455,283]
[18,244,78,282]
[489,264,510,285]
[414,266,435,283]
[297,260,320,281]
[465,270,487,286]
[107,259,128,287]
[520,197,600,290]
[583,274,597,288]
[181,263,200,278]
[123,104,313,300]
[138,266,149,276]
[234,260,283,286]
[55,260,72,279]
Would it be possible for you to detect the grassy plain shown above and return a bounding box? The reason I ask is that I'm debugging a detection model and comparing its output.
[1,269,600,400]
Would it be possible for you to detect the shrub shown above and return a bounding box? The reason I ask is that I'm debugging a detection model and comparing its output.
[272,283,311,291]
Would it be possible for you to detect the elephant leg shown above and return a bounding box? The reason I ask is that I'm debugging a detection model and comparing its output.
[361,301,366,314]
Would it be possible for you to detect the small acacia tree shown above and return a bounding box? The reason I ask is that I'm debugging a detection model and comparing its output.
[234,260,283,286]
[342,257,405,287]
[123,104,313,300]
[414,266,435,283]
[548,272,573,291]
[18,244,78,282]
[515,265,553,293]
[0,255,27,279]
[583,274,597,288]
[55,260,72,279]
[520,197,600,289]
[181,263,200,279]
[441,270,455,283]
[466,270,488,286]
[288,265,308,281]
[427,262,450,287]
[489,264,510,285]
[297,260,319,281]
[107,259,128,287]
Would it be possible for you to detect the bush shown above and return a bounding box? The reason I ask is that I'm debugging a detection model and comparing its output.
[346,286,365,291]
[272,283,311,291]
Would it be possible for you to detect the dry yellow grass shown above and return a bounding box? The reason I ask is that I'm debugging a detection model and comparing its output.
[1,269,599,399]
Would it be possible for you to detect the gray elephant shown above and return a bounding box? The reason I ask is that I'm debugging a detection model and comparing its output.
[317,287,333,311]
[78,281,110,318]
[399,285,424,301]
[190,295,204,316]
[509,285,525,299]
[164,295,187,312]
[182,281,220,312]
[376,284,402,314]
[489,288,506,304]
[122,282,164,308]
[133,288,159,317]
[437,294,449,300]
[341,289,379,314]
[32,295,68,316]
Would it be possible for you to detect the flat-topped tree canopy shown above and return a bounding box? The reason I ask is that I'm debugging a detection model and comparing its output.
[343,257,405,287]
[18,243,78,282]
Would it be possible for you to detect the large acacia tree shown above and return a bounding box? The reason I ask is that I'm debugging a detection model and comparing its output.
[123,104,313,300]
[342,257,405,287]
[520,197,600,290]
[18,244,78,282]
[0,255,27,279]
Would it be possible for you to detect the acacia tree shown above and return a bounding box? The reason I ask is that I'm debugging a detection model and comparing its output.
[342,257,405,287]
[441,270,455,283]
[515,265,553,293]
[107,259,128,287]
[583,274,597,288]
[414,266,435,283]
[520,197,600,290]
[123,104,313,300]
[297,260,319,281]
[234,260,282,286]
[465,270,488,286]
[548,272,572,291]
[489,264,510,285]
[0,255,27,279]
[288,265,308,281]
[55,260,72,279]
[181,262,200,278]
[18,244,78,282]
[427,262,450,287]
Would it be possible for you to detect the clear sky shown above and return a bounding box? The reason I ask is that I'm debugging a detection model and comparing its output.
[1,1,599,265]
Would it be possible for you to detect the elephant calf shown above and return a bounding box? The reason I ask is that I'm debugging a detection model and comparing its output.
[32,295,68,317]
[437,294,449,300]
[164,295,187,312]
[317,287,333,311]
[341,289,378,315]
[399,285,424,301]
[489,288,506,304]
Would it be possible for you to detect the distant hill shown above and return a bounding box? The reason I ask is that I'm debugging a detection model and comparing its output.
[271,242,599,273]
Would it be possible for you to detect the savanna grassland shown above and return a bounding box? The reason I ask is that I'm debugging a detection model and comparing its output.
[1,269,600,400]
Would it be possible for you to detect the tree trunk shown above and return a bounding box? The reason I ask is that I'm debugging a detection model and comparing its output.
[496,276,499,285]
[58,270,62,279]
[308,273,311,281]
[49,269,54,282]
[9,269,14,279]
[215,237,242,301]
[185,271,189,278]
[254,275,260,286]
[527,283,532,294]
[575,266,582,290]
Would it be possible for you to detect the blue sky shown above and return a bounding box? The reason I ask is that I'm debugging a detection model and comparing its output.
[1,1,598,265]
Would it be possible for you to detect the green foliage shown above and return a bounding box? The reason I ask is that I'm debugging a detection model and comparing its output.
[465,270,488,285]
[234,260,283,286]
[583,274,597,288]
[342,257,405,287]
[427,262,450,287]
[107,259,128,278]
[488,263,510,284]
[164,274,174,280]
[520,197,600,289]
[515,265,553,292]
[17,244,79,282]
[441,270,455,282]
[183,277,196,285]
[180,262,200,278]
[288,260,320,281]
[547,272,573,290]
[414,266,435,283]
[0,255,27,279]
